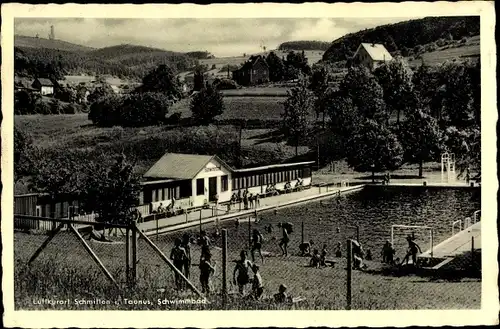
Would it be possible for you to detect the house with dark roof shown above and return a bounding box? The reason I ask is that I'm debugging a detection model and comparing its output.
[353,43,393,71]
[232,55,269,86]
[31,78,54,95]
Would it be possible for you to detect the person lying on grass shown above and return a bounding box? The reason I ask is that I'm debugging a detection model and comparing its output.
[299,240,314,256]
[233,250,254,295]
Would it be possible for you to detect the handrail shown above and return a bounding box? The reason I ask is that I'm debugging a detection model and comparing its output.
[451,219,462,236]
[473,210,481,224]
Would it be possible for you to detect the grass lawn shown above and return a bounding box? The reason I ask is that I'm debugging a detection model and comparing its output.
[15,186,481,310]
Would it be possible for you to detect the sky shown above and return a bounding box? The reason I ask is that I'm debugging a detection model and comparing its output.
[15,17,416,57]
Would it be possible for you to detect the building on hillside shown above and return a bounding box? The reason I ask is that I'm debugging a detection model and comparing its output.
[31,78,54,95]
[352,43,393,71]
[232,55,269,86]
[142,153,313,211]
[15,78,37,92]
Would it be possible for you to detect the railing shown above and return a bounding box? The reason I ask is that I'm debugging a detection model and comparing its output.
[451,219,462,236]
[473,210,481,223]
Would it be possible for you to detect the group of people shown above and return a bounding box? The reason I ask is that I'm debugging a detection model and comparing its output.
[380,235,422,267]
[230,189,261,210]
[170,230,215,293]
[155,198,176,215]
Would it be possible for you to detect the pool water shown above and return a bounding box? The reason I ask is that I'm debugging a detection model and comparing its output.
[162,186,481,262]
[255,186,481,260]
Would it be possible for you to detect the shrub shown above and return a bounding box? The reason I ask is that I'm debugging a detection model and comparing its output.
[166,112,182,124]
[35,101,51,115]
[61,103,77,114]
[460,37,468,44]
[213,78,238,90]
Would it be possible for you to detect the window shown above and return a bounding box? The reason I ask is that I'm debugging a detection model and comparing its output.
[303,167,311,178]
[221,175,228,192]
[233,178,238,190]
[196,178,205,196]
[152,189,157,202]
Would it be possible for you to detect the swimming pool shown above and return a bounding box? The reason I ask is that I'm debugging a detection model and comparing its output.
[254,185,481,259]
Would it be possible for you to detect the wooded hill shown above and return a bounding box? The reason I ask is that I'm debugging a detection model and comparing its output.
[14,35,197,80]
[278,41,332,51]
[322,16,480,62]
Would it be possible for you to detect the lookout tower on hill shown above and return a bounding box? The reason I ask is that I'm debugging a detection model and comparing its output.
[49,25,55,40]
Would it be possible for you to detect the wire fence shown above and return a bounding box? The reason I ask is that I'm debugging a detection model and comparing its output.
[14,194,481,310]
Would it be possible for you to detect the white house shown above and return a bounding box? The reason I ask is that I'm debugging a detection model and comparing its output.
[142,153,233,210]
[32,78,54,95]
[352,43,393,71]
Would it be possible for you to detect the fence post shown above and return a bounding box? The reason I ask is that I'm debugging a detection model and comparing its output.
[356,225,360,242]
[301,221,304,244]
[248,216,252,249]
[430,229,434,258]
[346,239,352,310]
[185,210,188,223]
[155,214,159,241]
[131,219,138,285]
[222,229,228,306]
[199,209,202,235]
[125,225,130,286]
[471,236,475,266]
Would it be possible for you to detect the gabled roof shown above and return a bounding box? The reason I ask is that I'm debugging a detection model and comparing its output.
[235,55,269,72]
[143,153,233,180]
[36,78,54,86]
[355,43,393,62]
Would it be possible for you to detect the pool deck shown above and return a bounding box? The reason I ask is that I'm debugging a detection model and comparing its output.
[419,221,481,259]
[140,184,364,236]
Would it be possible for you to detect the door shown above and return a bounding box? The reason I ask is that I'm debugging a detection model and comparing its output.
[208,177,217,202]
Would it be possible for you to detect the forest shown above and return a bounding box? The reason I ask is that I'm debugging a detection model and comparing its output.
[322,16,480,62]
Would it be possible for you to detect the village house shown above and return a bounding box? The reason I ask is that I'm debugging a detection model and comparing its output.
[232,55,269,86]
[352,43,393,71]
[31,78,54,95]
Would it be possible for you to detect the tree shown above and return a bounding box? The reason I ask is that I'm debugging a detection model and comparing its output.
[80,154,141,224]
[190,84,225,124]
[281,75,313,156]
[14,90,40,115]
[87,84,114,104]
[438,61,476,128]
[309,66,331,123]
[266,52,285,82]
[346,119,403,174]
[399,108,442,177]
[139,64,182,100]
[285,51,311,77]
[339,66,387,123]
[30,150,89,217]
[374,58,415,124]
[442,125,480,177]
[193,68,205,92]
[88,94,122,127]
[14,127,36,183]
[120,92,171,127]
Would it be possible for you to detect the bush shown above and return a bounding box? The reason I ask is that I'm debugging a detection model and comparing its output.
[166,112,182,124]
[61,103,77,114]
[436,38,447,47]
[460,37,468,44]
[213,78,238,90]
[35,101,51,115]
[424,42,437,52]
[89,92,171,127]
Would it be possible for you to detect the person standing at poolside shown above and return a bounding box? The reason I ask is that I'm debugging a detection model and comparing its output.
[199,253,216,294]
[181,233,192,280]
[251,229,264,263]
[251,264,264,300]
[170,238,188,290]
[233,250,253,295]
[401,235,422,266]
[278,223,290,257]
